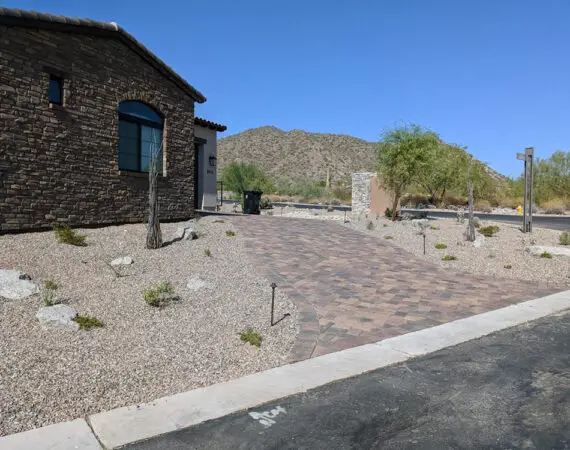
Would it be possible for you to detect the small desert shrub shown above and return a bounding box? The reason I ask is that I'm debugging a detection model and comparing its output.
[226,230,236,237]
[240,328,262,347]
[74,315,104,331]
[43,279,59,306]
[478,225,500,237]
[474,200,492,212]
[544,208,565,215]
[384,235,393,240]
[435,243,447,249]
[442,255,457,261]
[53,224,87,246]
[472,216,481,228]
[260,196,273,210]
[504,264,512,269]
[212,219,225,224]
[430,225,440,230]
[384,207,399,219]
[367,221,374,231]
[143,281,176,307]
[204,248,212,257]
[540,198,567,211]
[560,232,570,246]
[540,252,553,259]
[327,205,335,213]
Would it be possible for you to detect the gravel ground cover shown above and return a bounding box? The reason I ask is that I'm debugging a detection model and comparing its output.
[350,215,570,288]
[0,217,298,436]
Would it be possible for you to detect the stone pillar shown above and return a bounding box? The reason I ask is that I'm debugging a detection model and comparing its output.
[351,172,374,217]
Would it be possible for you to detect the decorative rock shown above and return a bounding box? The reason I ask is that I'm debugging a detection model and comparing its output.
[526,246,570,257]
[186,277,213,291]
[176,221,199,241]
[110,256,134,266]
[0,269,39,300]
[411,219,429,229]
[36,304,79,330]
[473,234,485,248]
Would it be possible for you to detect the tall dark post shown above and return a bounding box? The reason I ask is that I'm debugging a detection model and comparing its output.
[270,282,277,326]
[423,233,426,255]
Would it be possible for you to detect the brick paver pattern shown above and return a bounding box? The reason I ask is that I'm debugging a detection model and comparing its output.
[230,216,559,361]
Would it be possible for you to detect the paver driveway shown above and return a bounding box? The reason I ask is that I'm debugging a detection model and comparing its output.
[230,216,558,361]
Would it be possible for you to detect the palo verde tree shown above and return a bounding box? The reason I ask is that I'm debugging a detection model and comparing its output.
[146,129,163,249]
[220,162,274,197]
[377,123,439,220]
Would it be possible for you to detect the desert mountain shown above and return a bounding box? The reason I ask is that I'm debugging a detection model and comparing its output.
[217,126,506,185]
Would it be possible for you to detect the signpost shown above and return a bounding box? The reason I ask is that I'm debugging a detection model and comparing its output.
[517,147,534,233]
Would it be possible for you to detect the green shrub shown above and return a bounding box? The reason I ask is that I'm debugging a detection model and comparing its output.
[260,196,273,210]
[430,226,440,230]
[53,224,87,246]
[540,252,553,259]
[220,162,274,196]
[331,186,351,202]
[239,328,262,347]
[435,243,447,249]
[226,230,236,237]
[274,178,325,199]
[74,315,104,330]
[560,231,570,246]
[384,207,399,219]
[143,281,176,307]
[367,221,374,231]
[204,248,212,257]
[43,279,59,306]
[442,255,457,261]
[478,225,500,237]
[384,235,393,240]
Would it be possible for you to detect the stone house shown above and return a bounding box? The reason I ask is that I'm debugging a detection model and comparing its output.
[0,8,226,232]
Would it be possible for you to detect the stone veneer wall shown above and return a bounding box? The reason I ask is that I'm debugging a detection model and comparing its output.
[0,25,197,231]
[351,172,374,216]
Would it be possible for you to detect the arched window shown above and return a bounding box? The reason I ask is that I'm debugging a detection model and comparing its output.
[118,101,164,174]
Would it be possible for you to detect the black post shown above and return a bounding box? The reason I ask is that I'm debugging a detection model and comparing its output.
[270,282,277,326]
[423,233,426,255]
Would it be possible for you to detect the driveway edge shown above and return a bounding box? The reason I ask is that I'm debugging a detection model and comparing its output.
[2,290,569,449]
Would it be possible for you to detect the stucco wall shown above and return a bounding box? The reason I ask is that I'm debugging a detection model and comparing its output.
[194,125,218,211]
[0,25,197,231]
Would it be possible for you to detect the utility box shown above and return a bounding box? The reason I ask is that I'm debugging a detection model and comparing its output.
[243,190,262,215]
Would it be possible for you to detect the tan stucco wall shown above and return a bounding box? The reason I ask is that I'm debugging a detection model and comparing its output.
[370,175,394,215]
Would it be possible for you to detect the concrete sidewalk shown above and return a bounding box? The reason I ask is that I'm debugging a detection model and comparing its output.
[128,309,570,449]
[1,290,569,449]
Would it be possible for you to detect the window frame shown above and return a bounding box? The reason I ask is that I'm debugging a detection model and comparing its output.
[118,103,164,174]
[48,74,63,105]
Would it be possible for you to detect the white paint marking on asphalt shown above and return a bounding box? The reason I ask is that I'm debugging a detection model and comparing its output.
[6,290,569,449]
[249,405,287,428]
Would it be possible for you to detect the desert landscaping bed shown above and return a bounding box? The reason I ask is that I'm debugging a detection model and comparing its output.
[351,215,570,288]
[0,217,298,436]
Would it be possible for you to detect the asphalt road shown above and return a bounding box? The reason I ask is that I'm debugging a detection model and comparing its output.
[127,311,570,450]
[401,208,570,231]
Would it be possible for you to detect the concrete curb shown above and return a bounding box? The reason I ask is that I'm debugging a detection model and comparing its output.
[2,290,569,449]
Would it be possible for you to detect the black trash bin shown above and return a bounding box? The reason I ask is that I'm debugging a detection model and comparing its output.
[243,190,263,215]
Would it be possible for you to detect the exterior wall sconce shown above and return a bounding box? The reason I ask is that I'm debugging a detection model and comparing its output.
[208,155,217,167]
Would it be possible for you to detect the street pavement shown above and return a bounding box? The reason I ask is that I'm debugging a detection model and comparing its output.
[127,310,570,450]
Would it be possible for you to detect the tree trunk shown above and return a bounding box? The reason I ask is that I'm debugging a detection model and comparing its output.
[146,168,162,249]
[391,191,400,222]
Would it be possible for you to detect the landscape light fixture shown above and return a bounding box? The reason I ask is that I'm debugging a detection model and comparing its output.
[208,155,217,167]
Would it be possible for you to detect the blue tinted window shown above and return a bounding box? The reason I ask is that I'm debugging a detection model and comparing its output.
[48,76,62,104]
[119,101,162,124]
[118,120,139,171]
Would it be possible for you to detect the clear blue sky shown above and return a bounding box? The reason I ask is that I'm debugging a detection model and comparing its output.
[5,0,570,176]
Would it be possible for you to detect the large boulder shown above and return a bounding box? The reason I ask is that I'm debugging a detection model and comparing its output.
[0,269,39,300]
[36,304,79,331]
[526,246,570,257]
